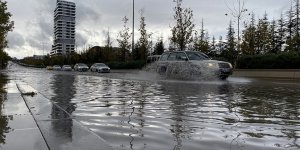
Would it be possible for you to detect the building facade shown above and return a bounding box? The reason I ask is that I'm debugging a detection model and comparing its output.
[51,0,76,55]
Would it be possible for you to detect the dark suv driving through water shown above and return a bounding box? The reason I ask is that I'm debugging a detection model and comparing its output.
[156,51,233,80]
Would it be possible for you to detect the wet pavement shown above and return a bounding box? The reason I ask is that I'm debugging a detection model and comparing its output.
[0,67,114,150]
[0,80,48,150]
[0,62,300,150]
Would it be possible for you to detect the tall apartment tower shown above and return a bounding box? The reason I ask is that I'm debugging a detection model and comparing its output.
[51,0,76,55]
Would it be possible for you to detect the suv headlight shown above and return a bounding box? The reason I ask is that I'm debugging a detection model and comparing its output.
[207,62,218,69]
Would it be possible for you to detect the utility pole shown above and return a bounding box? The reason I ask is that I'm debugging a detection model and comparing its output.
[296,0,300,51]
[297,0,299,34]
[132,0,135,52]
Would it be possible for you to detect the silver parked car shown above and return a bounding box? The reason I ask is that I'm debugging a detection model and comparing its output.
[156,51,233,80]
[90,63,110,73]
[53,65,61,71]
[74,63,89,72]
[62,65,72,71]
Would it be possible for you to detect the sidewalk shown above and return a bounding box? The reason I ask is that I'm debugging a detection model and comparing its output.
[0,80,48,150]
[0,80,116,150]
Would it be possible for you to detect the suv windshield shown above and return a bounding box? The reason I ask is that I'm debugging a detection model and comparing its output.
[186,52,210,60]
[96,63,106,67]
[78,63,87,67]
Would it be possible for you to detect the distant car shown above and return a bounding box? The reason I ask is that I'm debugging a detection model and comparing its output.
[90,63,110,73]
[53,65,61,71]
[62,65,72,71]
[156,51,233,80]
[46,66,53,70]
[74,63,89,72]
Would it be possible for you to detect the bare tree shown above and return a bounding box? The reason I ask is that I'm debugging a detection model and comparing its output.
[134,11,151,61]
[225,0,249,66]
[117,16,131,62]
[104,28,113,48]
[170,0,195,51]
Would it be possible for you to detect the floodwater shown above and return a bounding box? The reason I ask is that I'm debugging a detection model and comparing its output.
[1,63,300,150]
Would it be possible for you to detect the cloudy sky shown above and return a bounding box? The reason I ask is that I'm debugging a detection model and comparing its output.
[5,0,289,58]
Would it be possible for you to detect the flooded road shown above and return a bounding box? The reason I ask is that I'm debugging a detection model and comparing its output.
[1,63,300,150]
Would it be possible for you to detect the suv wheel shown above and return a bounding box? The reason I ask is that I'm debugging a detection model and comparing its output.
[158,67,166,75]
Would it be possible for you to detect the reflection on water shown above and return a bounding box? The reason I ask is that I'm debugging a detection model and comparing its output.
[50,74,76,142]
[236,83,300,149]
[0,73,9,144]
[69,76,300,150]
[50,74,76,115]
[5,64,300,150]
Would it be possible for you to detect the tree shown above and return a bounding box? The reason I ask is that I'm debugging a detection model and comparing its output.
[286,0,300,51]
[277,13,286,52]
[286,4,295,51]
[211,36,216,50]
[104,28,113,48]
[134,12,151,61]
[294,0,300,41]
[103,28,113,62]
[241,13,256,55]
[0,50,9,68]
[216,36,225,55]
[255,12,271,54]
[269,19,280,53]
[225,0,249,58]
[170,0,195,50]
[193,20,210,53]
[0,0,14,68]
[208,36,217,57]
[153,37,165,55]
[221,21,237,65]
[117,16,131,62]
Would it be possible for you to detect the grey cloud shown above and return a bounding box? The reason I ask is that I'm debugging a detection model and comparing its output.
[16,0,54,52]
[7,32,25,49]
[76,33,88,47]
[39,20,53,38]
[76,2,102,25]
[33,0,54,38]
[26,38,44,50]
[24,21,52,51]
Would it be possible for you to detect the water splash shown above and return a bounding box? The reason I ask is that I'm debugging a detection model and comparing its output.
[144,62,219,81]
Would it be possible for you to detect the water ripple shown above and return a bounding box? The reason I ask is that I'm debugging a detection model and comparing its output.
[7,64,300,150]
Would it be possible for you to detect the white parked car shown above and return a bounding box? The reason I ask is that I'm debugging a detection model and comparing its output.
[53,65,61,71]
[62,65,72,71]
[156,51,233,80]
[74,63,89,72]
[90,63,110,73]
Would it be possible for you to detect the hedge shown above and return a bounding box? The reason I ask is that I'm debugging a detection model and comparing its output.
[108,61,146,69]
[237,52,300,69]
